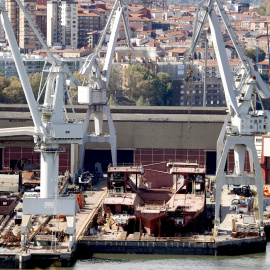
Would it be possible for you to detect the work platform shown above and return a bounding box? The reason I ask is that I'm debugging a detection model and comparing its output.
[0,178,268,269]
[0,178,107,269]
[77,183,266,257]
[78,234,266,256]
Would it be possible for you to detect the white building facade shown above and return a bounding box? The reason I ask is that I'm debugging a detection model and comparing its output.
[47,1,78,49]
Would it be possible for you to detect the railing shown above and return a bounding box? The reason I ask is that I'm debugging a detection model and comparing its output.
[107,191,135,198]
[107,163,143,168]
[80,235,215,243]
[136,203,167,211]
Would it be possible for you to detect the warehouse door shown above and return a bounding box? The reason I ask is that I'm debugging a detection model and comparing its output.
[206,151,216,175]
[0,148,2,170]
[206,151,227,175]
[84,150,133,172]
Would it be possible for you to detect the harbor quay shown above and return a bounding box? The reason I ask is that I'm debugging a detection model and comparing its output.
[77,236,266,257]
[0,177,266,268]
[0,106,267,268]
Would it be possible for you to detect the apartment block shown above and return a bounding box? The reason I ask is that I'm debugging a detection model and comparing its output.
[0,52,44,78]
[19,0,37,51]
[180,77,226,107]
[36,8,47,41]
[47,1,78,49]
[152,0,167,10]
[78,12,101,48]
[5,0,36,52]
[0,21,5,46]
[5,0,19,44]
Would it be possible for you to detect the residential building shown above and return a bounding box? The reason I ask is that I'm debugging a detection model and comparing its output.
[5,0,19,44]
[0,21,5,46]
[88,30,100,48]
[245,34,269,53]
[0,52,44,77]
[250,19,267,32]
[36,5,47,42]
[166,48,186,61]
[0,48,91,78]
[157,61,185,80]
[78,11,101,47]
[152,0,167,10]
[194,59,239,81]
[257,60,269,74]
[5,0,36,52]
[180,77,226,107]
[47,1,78,49]
[19,0,37,51]
[178,58,244,107]
[256,35,268,54]
[129,14,152,31]
[152,20,171,31]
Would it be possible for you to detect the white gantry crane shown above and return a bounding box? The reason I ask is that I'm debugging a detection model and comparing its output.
[186,0,270,235]
[78,0,132,169]
[0,0,84,248]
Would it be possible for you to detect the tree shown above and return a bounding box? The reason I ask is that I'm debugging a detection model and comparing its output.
[0,76,10,102]
[245,48,266,63]
[2,76,26,103]
[108,95,118,105]
[124,65,154,100]
[258,5,266,15]
[124,65,180,106]
[68,71,86,105]
[108,66,122,97]
[136,96,150,106]
[260,71,269,82]
[258,0,270,15]
[28,72,46,102]
[154,72,173,105]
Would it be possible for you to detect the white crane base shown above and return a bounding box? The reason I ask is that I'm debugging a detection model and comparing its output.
[79,104,117,169]
[21,196,79,248]
[214,135,264,235]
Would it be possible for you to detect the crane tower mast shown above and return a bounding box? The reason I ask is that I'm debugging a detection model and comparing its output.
[78,0,132,169]
[0,0,85,249]
[0,0,132,249]
[188,0,270,235]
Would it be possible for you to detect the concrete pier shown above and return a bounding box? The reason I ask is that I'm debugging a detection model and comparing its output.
[77,235,266,256]
[0,178,108,269]
[0,179,268,268]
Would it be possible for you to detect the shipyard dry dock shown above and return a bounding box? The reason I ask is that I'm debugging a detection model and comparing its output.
[0,178,267,268]
[77,185,267,258]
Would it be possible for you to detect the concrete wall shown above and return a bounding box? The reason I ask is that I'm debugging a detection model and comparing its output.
[0,105,226,151]
[78,236,266,256]
[0,105,226,171]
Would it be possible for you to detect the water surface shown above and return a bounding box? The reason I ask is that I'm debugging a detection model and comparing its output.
[73,242,270,270]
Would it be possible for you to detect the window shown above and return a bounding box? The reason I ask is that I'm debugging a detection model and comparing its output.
[256,137,262,143]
